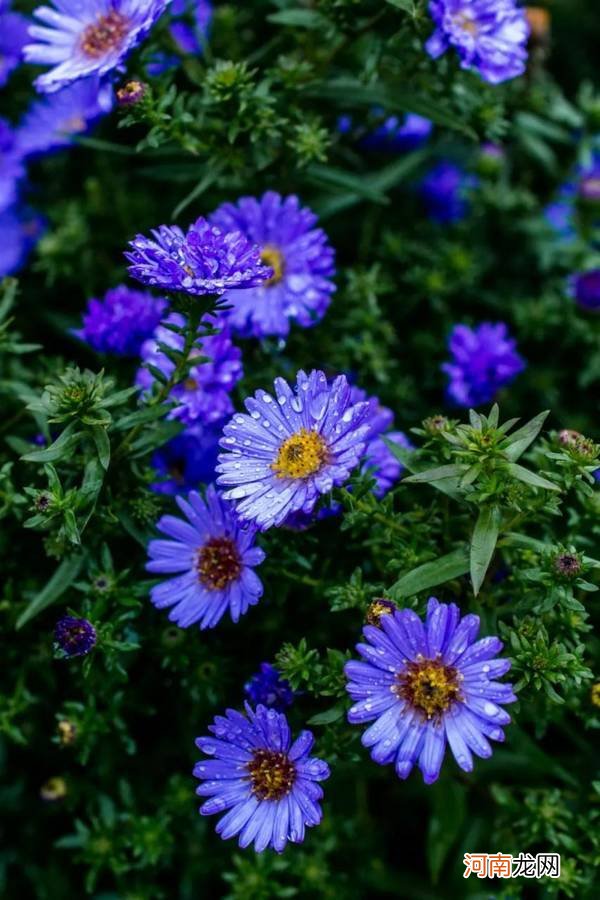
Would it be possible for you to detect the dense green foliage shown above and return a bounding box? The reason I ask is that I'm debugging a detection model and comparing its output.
[1,2,599,898]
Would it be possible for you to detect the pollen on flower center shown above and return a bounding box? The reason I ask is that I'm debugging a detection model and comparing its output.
[395,657,462,719]
[80,11,130,58]
[272,428,329,480]
[260,245,285,286]
[247,749,296,800]
[456,13,477,35]
[197,537,242,590]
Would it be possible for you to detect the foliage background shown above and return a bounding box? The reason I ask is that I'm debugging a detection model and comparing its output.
[1,1,599,898]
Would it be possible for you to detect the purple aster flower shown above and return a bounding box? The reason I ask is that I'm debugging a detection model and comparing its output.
[216,370,372,530]
[442,322,525,407]
[209,192,336,338]
[0,119,25,214]
[360,113,433,153]
[146,485,265,629]
[0,3,29,87]
[16,77,113,158]
[0,207,45,276]
[569,270,600,312]
[137,312,242,427]
[345,597,516,784]
[244,663,295,712]
[194,703,330,851]
[170,0,211,53]
[24,0,171,94]
[545,151,600,242]
[126,216,271,297]
[54,615,97,657]
[420,161,477,224]
[74,284,168,356]
[425,0,529,85]
[151,425,220,494]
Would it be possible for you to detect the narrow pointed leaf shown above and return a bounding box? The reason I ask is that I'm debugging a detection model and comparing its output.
[503,410,550,461]
[389,548,470,600]
[506,462,559,491]
[16,554,84,629]
[470,506,501,595]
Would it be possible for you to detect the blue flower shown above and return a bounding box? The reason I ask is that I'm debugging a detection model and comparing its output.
[137,312,242,427]
[425,0,529,85]
[126,216,272,297]
[54,615,97,657]
[217,370,372,530]
[0,207,45,276]
[345,597,516,784]
[170,0,211,53]
[146,485,265,629]
[0,3,29,87]
[420,160,477,224]
[209,192,336,338]
[570,270,600,312]
[151,426,221,494]
[244,663,295,712]
[360,113,433,152]
[362,431,413,498]
[24,0,171,94]
[75,284,167,355]
[442,322,525,407]
[545,150,600,242]
[16,78,113,158]
[194,703,330,851]
[0,119,25,214]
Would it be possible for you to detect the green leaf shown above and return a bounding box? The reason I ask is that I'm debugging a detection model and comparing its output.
[21,423,81,464]
[307,703,346,726]
[306,164,389,204]
[470,506,501,595]
[403,464,468,484]
[503,410,550,461]
[384,0,415,12]
[427,779,467,883]
[16,554,84,629]
[384,439,463,500]
[267,9,328,29]
[389,548,470,600]
[505,462,559,491]
[91,425,110,470]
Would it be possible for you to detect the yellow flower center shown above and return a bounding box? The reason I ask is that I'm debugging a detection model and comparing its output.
[247,749,296,801]
[395,657,462,720]
[81,11,129,58]
[260,244,285,286]
[456,13,477,35]
[272,428,329,480]
[197,537,241,591]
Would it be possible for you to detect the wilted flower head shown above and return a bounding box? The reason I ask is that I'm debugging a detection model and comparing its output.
[244,663,295,712]
[419,161,477,224]
[16,78,114,158]
[0,2,29,87]
[137,313,242,427]
[209,192,336,338]
[365,598,397,627]
[425,0,529,84]
[552,551,582,580]
[126,216,272,297]
[345,597,516,784]
[24,0,171,94]
[442,322,525,407]
[146,485,265,630]
[570,270,600,312]
[75,284,168,355]
[217,370,372,530]
[40,776,67,801]
[54,616,97,657]
[116,79,148,106]
[57,719,77,746]
[194,703,330,851]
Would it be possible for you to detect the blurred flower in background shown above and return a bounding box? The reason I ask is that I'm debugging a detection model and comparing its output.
[442,322,525,406]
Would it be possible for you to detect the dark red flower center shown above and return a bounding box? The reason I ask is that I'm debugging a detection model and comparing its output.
[247,749,296,800]
[80,11,130,58]
[395,656,462,720]
[197,537,241,590]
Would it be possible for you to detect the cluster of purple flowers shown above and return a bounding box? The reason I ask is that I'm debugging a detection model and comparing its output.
[339,111,433,153]
[75,285,168,356]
